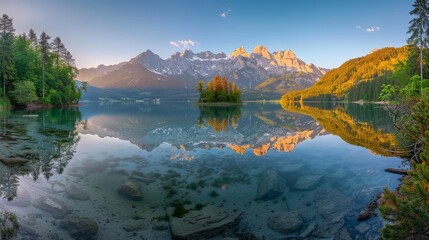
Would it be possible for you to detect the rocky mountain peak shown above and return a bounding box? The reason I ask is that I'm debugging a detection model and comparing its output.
[231,46,250,58]
[273,50,296,59]
[180,50,194,58]
[252,45,271,59]
[195,51,227,60]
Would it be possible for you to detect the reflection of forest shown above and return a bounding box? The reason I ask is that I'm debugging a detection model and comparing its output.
[0,108,82,200]
[197,105,241,132]
[281,102,399,156]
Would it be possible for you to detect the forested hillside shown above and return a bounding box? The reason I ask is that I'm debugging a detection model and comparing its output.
[281,47,408,102]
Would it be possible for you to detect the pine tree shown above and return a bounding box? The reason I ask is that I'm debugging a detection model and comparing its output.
[379,99,429,239]
[28,29,37,46]
[408,0,429,94]
[0,14,15,97]
[51,37,65,67]
[196,80,204,102]
[39,32,50,98]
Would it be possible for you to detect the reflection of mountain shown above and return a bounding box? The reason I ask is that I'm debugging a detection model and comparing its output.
[0,108,82,200]
[78,103,327,156]
[281,102,398,156]
[227,108,327,156]
[78,102,399,157]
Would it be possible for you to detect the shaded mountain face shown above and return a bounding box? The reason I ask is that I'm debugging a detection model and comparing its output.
[77,46,329,91]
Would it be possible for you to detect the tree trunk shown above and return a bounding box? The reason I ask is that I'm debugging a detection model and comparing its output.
[420,41,423,94]
[2,65,5,98]
[421,24,423,95]
[42,56,45,98]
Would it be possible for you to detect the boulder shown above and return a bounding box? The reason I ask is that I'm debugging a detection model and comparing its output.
[267,211,303,235]
[293,175,323,190]
[117,181,143,201]
[122,221,146,232]
[256,170,285,200]
[66,185,90,201]
[60,215,99,240]
[312,215,345,238]
[354,222,370,234]
[315,188,353,220]
[298,222,317,238]
[169,205,240,240]
[34,196,72,219]
[334,228,352,240]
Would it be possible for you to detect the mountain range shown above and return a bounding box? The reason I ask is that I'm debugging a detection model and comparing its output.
[77,46,329,94]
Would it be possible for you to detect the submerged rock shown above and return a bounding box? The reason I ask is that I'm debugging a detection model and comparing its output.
[293,175,323,190]
[334,228,352,240]
[122,221,146,232]
[354,222,370,234]
[299,222,317,238]
[279,163,304,174]
[117,181,143,201]
[66,185,90,201]
[256,170,285,200]
[169,205,240,240]
[0,157,29,166]
[315,188,353,220]
[34,196,72,219]
[267,211,303,235]
[312,215,345,238]
[60,215,99,240]
[313,189,353,237]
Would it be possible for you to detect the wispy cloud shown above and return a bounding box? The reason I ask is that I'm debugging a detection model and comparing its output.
[356,25,380,33]
[220,8,231,19]
[365,26,381,32]
[169,39,198,50]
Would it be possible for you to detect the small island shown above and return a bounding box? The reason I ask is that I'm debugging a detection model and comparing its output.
[196,75,241,104]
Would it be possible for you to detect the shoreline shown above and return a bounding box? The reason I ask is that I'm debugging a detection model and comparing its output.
[195,102,244,107]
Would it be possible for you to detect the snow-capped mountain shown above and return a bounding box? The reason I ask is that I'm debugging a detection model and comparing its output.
[77,46,329,91]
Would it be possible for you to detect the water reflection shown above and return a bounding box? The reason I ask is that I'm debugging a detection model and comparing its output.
[0,108,82,200]
[281,102,399,156]
[197,105,241,132]
[0,102,405,239]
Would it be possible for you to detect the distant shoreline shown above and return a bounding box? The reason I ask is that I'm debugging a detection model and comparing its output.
[196,102,244,107]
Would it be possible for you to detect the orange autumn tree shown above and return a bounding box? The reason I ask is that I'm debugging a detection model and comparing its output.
[197,76,241,103]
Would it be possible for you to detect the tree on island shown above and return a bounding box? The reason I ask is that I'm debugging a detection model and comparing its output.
[197,76,241,103]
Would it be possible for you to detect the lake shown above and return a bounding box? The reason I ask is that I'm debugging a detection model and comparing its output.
[0,102,403,239]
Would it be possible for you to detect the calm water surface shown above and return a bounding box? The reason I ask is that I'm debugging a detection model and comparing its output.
[0,102,403,239]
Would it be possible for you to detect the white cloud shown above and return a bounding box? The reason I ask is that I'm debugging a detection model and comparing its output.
[220,8,231,19]
[169,41,180,48]
[356,25,380,33]
[169,39,198,50]
[365,26,381,32]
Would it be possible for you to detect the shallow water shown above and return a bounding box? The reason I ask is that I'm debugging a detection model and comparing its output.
[0,102,403,239]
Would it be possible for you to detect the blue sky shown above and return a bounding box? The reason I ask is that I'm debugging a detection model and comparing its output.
[1,0,412,69]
